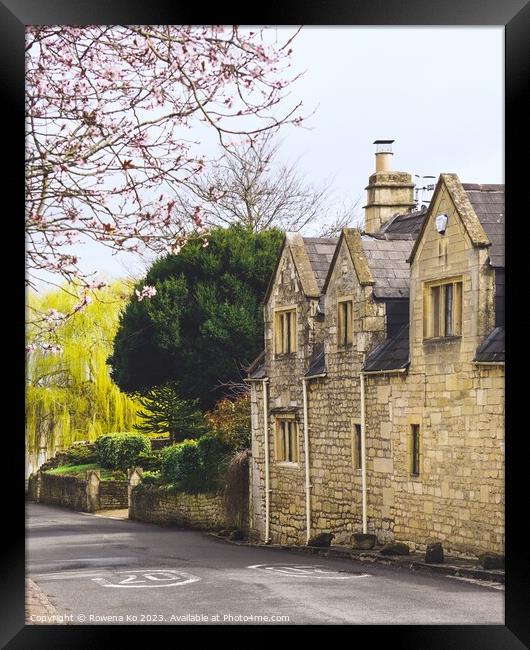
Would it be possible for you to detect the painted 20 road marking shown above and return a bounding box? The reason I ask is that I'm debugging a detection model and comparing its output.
[91,569,200,588]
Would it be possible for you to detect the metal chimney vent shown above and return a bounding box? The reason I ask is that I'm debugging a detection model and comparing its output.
[373,139,394,154]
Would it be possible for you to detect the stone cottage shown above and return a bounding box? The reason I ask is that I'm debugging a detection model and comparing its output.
[247,141,504,558]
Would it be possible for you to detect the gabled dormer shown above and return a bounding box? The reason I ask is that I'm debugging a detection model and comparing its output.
[407,173,504,367]
[323,226,416,361]
[262,233,337,371]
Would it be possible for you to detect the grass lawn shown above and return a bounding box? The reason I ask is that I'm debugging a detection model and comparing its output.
[46,463,123,481]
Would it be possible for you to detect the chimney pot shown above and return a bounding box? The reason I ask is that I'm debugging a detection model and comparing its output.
[373,139,394,172]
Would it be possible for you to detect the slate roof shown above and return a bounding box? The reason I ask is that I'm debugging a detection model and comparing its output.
[305,345,326,377]
[362,323,410,372]
[302,237,338,291]
[377,206,428,240]
[474,326,505,363]
[246,350,266,380]
[361,236,414,299]
[462,184,505,268]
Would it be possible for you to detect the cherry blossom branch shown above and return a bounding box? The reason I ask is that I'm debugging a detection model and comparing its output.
[25,25,305,339]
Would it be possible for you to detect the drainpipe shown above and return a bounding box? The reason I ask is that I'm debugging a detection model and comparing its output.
[360,370,368,535]
[262,378,271,544]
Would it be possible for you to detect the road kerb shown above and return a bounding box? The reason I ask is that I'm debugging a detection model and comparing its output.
[206,533,504,585]
[26,578,66,624]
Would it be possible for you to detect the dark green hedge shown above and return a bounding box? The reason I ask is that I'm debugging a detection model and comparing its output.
[95,433,151,471]
[160,434,230,493]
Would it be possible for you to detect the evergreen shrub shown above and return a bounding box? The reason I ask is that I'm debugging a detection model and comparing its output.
[95,432,151,470]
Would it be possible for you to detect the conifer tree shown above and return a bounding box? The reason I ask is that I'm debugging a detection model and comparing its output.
[109,225,283,409]
[134,383,207,442]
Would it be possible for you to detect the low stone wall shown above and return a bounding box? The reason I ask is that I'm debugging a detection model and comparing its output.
[27,470,127,512]
[99,480,128,510]
[130,485,229,530]
[29,468,245,531]
[29,472,95,512]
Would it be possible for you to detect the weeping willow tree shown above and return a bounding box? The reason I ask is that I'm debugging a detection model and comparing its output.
[26,280,142,471]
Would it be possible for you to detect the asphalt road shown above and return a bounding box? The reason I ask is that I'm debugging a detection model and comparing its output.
[27,503,504,625]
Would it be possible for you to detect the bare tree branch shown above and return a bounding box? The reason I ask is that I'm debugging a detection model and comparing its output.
[25,26,306,335]
[180,131,341,233]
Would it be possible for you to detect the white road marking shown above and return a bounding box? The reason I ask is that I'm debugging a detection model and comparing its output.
[32,567,201,588]
[91,569,200,588]
[33,571,116,580]
[247,563,371,579]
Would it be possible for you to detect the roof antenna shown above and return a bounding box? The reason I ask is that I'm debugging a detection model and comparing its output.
[414,175,436,208]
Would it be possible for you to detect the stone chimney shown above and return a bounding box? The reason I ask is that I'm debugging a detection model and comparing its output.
[363,140,415,235]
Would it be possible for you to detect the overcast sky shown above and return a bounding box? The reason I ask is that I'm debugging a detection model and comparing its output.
[35,26,504,288]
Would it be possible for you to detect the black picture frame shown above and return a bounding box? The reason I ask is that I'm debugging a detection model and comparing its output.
[9,1,529,646]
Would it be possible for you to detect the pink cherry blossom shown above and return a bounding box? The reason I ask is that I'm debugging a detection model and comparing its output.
[135,285,157,301]
[25,25,304,335]
[44,308,65,323]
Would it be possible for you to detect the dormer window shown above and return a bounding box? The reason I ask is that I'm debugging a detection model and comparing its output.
[274,307,297,355]
[337,298,353,347]
[423,278,463,339]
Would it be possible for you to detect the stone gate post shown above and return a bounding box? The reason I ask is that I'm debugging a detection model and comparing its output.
[86,470,101,513]
[29,470,42,502]
[128,467,143,518]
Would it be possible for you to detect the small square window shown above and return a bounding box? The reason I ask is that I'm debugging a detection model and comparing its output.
[424,279,462,339]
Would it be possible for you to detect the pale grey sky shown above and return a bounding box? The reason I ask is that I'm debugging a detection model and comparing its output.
[36,26,504,288]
